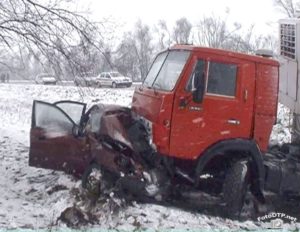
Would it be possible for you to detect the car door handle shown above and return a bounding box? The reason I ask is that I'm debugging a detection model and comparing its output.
[227,119,240,125]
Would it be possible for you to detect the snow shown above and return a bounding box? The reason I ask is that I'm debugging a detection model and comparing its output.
[0,83,298,230]
[270,103,292,144]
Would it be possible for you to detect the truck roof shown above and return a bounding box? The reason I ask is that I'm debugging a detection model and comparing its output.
[170,45,279,66]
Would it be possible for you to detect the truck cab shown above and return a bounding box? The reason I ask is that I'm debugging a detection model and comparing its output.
[132,45,279,161]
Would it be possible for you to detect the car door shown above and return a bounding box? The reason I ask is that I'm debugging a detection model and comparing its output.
[98,73,105,86]
[170,53,255,160]
[105,73,113,86]
[29,100,90,176]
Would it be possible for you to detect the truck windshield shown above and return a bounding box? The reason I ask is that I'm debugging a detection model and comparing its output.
[143,50,190,91]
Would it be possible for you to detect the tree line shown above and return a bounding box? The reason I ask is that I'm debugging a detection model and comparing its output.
[0,0,296,81]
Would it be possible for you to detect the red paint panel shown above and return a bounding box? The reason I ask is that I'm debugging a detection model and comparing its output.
[253,115,276,151]
[169,53,256,160]
[254,64,279,152]
[132,87,175,154]
[29,127,89,176]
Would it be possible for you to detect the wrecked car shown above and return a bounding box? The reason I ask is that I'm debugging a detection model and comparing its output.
[29,100,167,200]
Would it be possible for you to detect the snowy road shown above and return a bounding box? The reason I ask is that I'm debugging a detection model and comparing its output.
[0,83,298,230]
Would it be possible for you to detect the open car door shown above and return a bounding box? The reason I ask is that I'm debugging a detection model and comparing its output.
[29,100,89,176]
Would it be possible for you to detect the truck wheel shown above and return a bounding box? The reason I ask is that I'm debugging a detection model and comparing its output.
[223,160,250,219]
[82,163,102,197]
[112,82,117,88]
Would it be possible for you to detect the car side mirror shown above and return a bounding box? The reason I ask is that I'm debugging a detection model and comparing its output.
[192,72,205,103]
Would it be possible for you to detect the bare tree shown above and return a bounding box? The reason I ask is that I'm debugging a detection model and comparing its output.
[154,20,172,50]
[133,20,154,80]
[172,17,192,44]
[193,13,278,54]
[114,20,154,81]
[195,14,241,48]
[273,0,300,17]
[0,0,109,79]
[114,32,140,81]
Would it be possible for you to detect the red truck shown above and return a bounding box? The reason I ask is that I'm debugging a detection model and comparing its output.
[29,45,300,219]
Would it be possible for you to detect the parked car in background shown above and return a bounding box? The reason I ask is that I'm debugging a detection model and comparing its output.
[35,73,57,85]
[95,72,132,88]
[74,76,97,87]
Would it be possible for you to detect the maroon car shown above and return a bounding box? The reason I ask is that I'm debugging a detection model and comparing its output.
[29,100,152,180]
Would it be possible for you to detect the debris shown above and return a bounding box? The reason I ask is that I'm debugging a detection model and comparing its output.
[47,185,69,195]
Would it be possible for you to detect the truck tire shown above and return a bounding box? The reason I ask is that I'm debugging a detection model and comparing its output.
[223,160,250,219]
[112,82,117,88]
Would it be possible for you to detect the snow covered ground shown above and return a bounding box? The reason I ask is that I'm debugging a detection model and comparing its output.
[0,83,298,230]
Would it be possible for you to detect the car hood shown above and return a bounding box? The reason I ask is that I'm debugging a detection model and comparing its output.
[99,106,132,147]
[89,104,150,153]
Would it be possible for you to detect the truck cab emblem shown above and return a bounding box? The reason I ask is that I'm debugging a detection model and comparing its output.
[189,106,202,111]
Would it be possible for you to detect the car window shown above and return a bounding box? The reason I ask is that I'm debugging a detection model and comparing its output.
[34,101,74,138]
[85,106,104,133]
[207,62,237,97]
[105,74,110,78]
[55,101,85,125]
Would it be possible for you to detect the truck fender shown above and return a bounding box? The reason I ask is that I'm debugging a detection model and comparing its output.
[195,138,265,203]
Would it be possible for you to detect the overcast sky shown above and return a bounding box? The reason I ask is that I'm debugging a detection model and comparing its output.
[84,0,285,36]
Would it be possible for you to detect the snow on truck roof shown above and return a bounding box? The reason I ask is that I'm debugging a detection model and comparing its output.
[170,45,279,66]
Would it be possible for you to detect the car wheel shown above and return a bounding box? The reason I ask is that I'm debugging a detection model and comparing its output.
[82,163,102,197]
[112,82,117,88]
[223,160,250,219]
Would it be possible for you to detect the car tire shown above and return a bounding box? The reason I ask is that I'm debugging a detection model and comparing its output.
[112,82,117,88]
[82,163,102,197]
[223,160,250,219]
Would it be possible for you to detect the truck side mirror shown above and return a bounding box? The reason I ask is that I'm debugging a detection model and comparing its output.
[192,72,205,103]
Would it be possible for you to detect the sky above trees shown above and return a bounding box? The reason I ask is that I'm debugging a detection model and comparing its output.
[87,0,285,35]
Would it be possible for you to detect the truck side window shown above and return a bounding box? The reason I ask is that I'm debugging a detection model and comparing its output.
[207,62,237,97]
[186,59,205,91]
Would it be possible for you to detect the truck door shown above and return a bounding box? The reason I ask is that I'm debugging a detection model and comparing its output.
[170,54,255,160]
[29,100,90,175]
